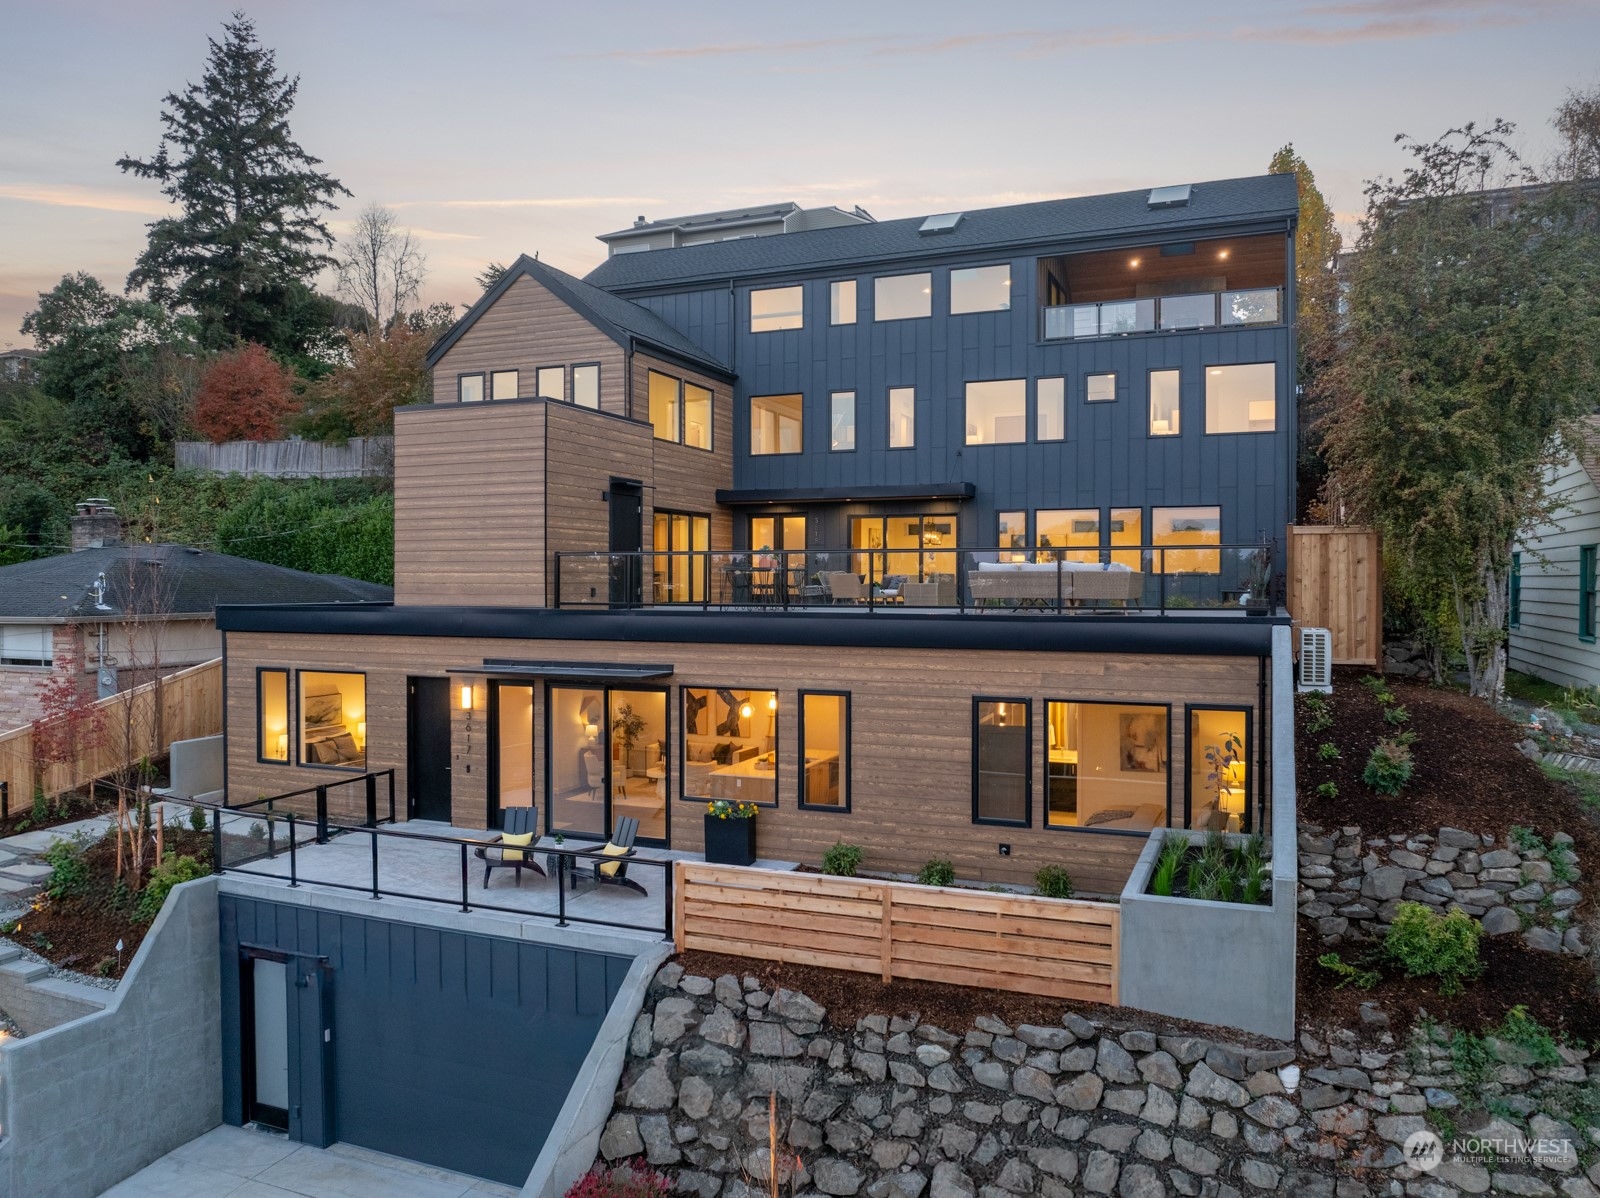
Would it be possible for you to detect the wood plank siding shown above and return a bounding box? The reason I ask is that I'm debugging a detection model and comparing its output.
[1511,455,1600,689]
[428,273,627,412]
[222,632,1269,895]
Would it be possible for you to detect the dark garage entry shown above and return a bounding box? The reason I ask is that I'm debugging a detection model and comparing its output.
[219,896,634,1186]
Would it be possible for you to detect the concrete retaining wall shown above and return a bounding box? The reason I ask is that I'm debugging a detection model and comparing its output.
[0,954,105,1035]
[0,876,222,1198]
[1117,624,1299,1041]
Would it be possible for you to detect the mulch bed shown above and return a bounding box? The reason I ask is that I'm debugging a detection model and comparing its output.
[10,825,210,980]
[1296,665,1600,1039]
[0,759,171,840]
[673,949,1285,1049]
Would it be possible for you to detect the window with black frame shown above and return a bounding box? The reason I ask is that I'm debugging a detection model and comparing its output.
[974,699,1029,825]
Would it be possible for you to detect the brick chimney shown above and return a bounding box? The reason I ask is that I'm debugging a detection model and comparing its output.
[71,498,121,551]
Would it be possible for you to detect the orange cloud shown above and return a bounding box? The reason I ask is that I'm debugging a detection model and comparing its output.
[0,183,168,216]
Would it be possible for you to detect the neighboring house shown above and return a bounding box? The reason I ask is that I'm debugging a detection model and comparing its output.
[0,347,40,382]
[0,500,391,731]
[597,201,875,256]
[218,173,1298,889]
[1510,417,1600,689]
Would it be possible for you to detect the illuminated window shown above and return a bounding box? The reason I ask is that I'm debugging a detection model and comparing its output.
[830,279,857,325]
[459,373,485,403]
[257,669,288,763]
[1153,506,1221,574]
[1086,372,1116,403]
[999,511,1027,562]
[1037,377,1065,441]
[298,671,366,769]
[1037,509,1100,563]
[965,380,1026,445]
[889,387,915,449]
[800,693,849,810]
[1044,701,1168,830]
[750,394,803,455]
[648,370,681,443]
[950,264,1011,314]
[1205,363,1276,433]
[974,699,1030,825]
[830,392,856,452]
[1189,708,1249,831]
[491,370,519,400]
[1149,369,1180,436]
[1110,508,1143,570]
[682,687,779,805]
[649,370,712,449]
[684,383,712,450]
[536,367,564,401]
[874,273,932,321]
[751,286,804,332]
[572,363,600,409]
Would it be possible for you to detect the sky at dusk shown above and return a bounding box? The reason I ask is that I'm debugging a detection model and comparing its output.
[2,0,1597,348]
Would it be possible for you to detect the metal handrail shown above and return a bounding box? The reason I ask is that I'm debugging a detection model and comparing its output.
[203,799,674,941]
[1042,286,1282,340]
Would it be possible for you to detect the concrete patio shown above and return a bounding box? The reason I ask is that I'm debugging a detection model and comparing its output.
[99,1123,519,1197]
[219,817,795,941]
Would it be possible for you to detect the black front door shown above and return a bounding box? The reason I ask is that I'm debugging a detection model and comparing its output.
[407,677,452,822]
[609,479,643,606]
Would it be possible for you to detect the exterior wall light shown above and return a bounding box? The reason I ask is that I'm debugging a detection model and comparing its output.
[460,684,474,711]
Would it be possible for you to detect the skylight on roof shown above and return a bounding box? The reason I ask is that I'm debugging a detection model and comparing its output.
[1147,184,1192,209]
[919,212,964,234]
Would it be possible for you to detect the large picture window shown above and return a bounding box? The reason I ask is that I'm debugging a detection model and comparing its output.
[682,688,779,806]
[799,692,849,810]
[751,286,804,332]
[1037,509,1100,563]
[750,394,803,455]
[257,668,289,763]
[1149,369,1180,436]
[1204,363,1276,433]
[298,671,365,769]
[950,264,1011,314]
[874,273,932,321]
[974,699,1030,825]
[1043,701,1168,831]
[1153,506,1221,574]
[1188,707,1249,832]
[965,379,1026,445]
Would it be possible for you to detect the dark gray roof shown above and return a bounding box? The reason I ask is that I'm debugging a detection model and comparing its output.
[0,544,391,620]
[584,174,1300,293]
[598,203,799,241]
[425,255,733,377]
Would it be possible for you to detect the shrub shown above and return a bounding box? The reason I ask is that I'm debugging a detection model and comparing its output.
[192,343,299,442]
[1382,704,1410,725]
[916,857,955,887]
[1383,902,1483,995]
[1034,865,1075,899]
[1495,1004,1562,1068]
[1317,742,1341,761]
[1305,710,1334,734]
[189,805,208,833]
[135,853,206,922]
[822,841,864,877]
[43,839,91,900]
[1151,833,1189,897]
[1315,781,1339,800]
[1318,951,1380,989]
[564,1163,674,1198]
[1363,737,1415,795]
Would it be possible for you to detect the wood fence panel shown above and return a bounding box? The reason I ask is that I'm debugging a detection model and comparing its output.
[0,659,222,802]
[674,862,1119,1005]
[176,438,392,479]
[1286,525,1383,667]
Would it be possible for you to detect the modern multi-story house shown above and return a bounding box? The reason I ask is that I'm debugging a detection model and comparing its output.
[217,173,1299,894]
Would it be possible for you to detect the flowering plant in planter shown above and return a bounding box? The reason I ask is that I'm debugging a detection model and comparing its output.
[706,800,759,820]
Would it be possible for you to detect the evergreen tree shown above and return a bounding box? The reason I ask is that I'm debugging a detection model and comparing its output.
[117,13,349,354]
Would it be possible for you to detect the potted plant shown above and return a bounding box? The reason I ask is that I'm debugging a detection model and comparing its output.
[1241,548,1273,615]
[546,831,566,877]
[704,800,759,866]
[612,702,646,769]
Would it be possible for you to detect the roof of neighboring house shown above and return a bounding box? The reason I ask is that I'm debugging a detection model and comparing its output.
[0,544,391,621]
[583,173,1301,293]
[597,203,801,241]
[424,255,733,378]
[0,348,41,360]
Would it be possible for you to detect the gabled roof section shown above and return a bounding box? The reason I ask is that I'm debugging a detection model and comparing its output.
[425,255,733,379]
[584,174,1299,293]
[0,544,391,620]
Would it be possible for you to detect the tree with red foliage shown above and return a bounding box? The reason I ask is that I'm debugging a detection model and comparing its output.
[192,342,298,442]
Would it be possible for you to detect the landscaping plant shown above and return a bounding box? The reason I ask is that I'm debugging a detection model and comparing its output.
[1151,833,1189,897]
[135,852,206,922]
[43,838,91,900]
[1315,781,1339,800]
[1034,864,1075,899]
[1363,735,1414,795]
[822,841,864,877]
[1382,704,1410,726]
[563,1163,673,1198]
[1317,742,1341,761]
[916,857,955,887]
[1383,901,1483,995]
[1317,951,1381,990]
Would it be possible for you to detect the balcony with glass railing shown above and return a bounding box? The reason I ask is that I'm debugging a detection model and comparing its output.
[1042,287,1281,341]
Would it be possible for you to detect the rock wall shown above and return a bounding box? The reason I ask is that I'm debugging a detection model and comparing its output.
[594,963,1600,1198]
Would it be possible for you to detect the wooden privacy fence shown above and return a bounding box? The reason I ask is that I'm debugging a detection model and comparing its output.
[673,862,1120,1006]
[1286,525,1383,667]
[176,437,392,479]
[0,658,222,803]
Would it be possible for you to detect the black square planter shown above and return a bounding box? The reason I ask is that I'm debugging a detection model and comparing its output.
[704,815,757,867]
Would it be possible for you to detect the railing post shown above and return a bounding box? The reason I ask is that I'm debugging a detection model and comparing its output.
[1158,550,1167,613]
[663,857,674,943]
[370,831,381,899]
[460,843,470,912]
[287,812,298,887]
[0,780,7,822]
[387,771,396,823]
[210,809,222,875]
[553,552,562,609]
[557,853,568,927]
[315,785,329,844]
[1055,556,1064,612]
[365,774,377,828]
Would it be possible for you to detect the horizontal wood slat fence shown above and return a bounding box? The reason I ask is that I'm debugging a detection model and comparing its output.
[673,862,1120,1006]
[1286,525,1382,667]
[176,437,392,479]
[0,658,222,802]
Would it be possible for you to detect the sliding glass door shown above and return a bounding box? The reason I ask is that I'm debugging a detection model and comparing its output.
[547,685,668,845]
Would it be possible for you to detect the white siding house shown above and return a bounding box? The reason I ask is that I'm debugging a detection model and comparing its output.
[1510,420,1600,689]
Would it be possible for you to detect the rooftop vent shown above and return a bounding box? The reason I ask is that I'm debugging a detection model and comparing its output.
[919,212,964,235]
[1147,184,1192,209]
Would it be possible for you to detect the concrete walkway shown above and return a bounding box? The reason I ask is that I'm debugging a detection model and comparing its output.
[99,1124,519,1197]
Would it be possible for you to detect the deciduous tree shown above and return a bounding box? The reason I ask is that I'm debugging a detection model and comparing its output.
[1319,119,1600,701]
[117,14,349,354]
[335,203,427,335]
[192,342,298,442]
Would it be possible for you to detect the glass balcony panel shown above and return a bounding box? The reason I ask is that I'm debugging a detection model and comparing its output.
[1157,293,1217,330]
[1100,299,1155,335]
[1221,288,1280,326]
